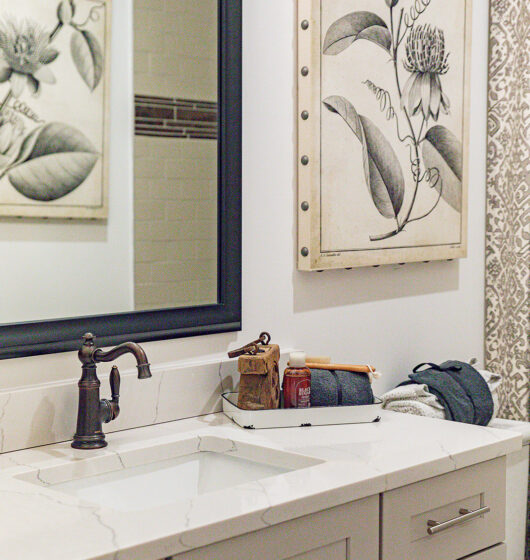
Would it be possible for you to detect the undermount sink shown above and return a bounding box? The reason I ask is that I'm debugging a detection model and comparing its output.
[17,436,322,513]
[52,452,290,512]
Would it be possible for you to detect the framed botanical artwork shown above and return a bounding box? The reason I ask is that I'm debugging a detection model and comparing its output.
[0,0,110,219]
[297,0,472,270]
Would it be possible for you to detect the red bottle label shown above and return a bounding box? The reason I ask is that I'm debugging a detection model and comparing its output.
[283,373,311,408]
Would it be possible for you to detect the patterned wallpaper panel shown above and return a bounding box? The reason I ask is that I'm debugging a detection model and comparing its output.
[485,0,529,422]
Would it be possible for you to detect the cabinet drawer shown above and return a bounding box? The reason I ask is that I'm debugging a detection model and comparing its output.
[288,540,347,559]
[173,495,378,560]
[461,543,506,560]
[382,458,506,560]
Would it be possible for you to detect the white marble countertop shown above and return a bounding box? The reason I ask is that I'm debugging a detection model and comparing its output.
[0,411,522,560]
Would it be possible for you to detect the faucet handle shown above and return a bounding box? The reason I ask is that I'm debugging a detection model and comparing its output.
[100,366,120,424]
[110,366,120,402]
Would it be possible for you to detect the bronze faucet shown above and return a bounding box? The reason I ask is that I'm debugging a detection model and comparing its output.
[72,333,152,449]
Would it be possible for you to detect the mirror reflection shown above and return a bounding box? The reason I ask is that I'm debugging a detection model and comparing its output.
[0,1,219,326]
[133,0,219,310]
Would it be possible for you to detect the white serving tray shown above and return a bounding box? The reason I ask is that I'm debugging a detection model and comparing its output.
[222,392,382,430]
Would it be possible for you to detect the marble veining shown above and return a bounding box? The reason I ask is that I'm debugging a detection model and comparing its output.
[0,351,293,455]
[0,411,522,560]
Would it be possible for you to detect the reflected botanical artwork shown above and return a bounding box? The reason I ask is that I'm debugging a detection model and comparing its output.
[298,0,472,270]
[0,0,109,218]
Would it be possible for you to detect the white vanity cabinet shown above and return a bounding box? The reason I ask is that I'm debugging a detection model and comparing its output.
[167,458,507,560]
[381,457,506,560]
[170,495,379,560]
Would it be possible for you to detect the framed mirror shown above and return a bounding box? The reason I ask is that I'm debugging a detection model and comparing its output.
[0,0,242,359]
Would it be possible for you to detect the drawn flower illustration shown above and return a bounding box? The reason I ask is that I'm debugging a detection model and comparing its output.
[322,3,464,243]
[0,19,59,98]
[402,25,450,121]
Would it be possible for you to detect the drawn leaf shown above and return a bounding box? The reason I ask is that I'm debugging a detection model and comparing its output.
[423,125,463,212]
[58,0,74,25]
[323,96,405,219]
[7,123,99,201]
[0,154,10,169]
[71,29,103,91]
[357,26,392,52]
[12,125,45,166]
[359,117,405,219]
[40,48,59,65]
[323,12,391,55]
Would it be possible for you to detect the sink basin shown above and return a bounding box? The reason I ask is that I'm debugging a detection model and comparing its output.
[17,435,322,513]
[51,452,290,512]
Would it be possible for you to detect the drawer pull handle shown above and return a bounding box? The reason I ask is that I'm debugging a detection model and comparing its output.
[427,506,491,535]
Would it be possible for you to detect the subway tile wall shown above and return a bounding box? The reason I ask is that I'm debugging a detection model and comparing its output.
[134,136,217,309]
[133,0,218,310]
[134,0,217,101]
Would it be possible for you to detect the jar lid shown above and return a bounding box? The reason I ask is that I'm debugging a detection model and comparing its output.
[289,352,306,368]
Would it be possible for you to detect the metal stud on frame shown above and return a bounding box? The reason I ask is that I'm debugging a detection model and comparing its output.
[297,4,315,271]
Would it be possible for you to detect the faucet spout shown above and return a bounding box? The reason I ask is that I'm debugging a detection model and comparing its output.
[94,341,152,379]
[137,363,152,380]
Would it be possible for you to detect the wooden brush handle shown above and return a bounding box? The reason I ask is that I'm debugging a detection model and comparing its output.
[305,356,331,365]
[304,362,375,374]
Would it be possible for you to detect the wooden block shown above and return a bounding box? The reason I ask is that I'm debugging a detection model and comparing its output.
[237,344,280,410]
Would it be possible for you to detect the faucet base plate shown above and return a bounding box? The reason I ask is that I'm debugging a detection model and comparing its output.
[71,435,107,450]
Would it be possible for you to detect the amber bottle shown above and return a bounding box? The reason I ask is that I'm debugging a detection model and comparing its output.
[283,352,311,408]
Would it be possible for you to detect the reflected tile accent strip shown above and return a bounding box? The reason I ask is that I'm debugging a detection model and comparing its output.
[135,95,218,140]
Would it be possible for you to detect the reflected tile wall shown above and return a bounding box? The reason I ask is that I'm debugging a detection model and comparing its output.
[134,134,217,310]
[133,0,218,310]
[134,0,218,101]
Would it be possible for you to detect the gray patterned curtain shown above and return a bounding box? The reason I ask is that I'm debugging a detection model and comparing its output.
[485,0,529,422]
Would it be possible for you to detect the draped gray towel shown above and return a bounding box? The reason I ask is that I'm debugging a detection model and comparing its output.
[400,361,494,426]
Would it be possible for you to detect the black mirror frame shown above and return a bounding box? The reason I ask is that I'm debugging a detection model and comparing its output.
[0,0,242,360]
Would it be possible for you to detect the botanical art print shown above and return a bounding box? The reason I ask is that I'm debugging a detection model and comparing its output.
[0,0,109,218]
[298,0,471,270]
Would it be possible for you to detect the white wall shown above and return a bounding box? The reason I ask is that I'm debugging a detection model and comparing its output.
[0,0,489,396]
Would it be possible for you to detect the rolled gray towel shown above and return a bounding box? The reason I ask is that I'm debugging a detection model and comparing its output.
[310,369,374,407]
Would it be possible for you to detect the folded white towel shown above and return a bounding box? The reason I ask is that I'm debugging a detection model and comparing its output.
[381,384,446,419]
[380,369,502,423]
